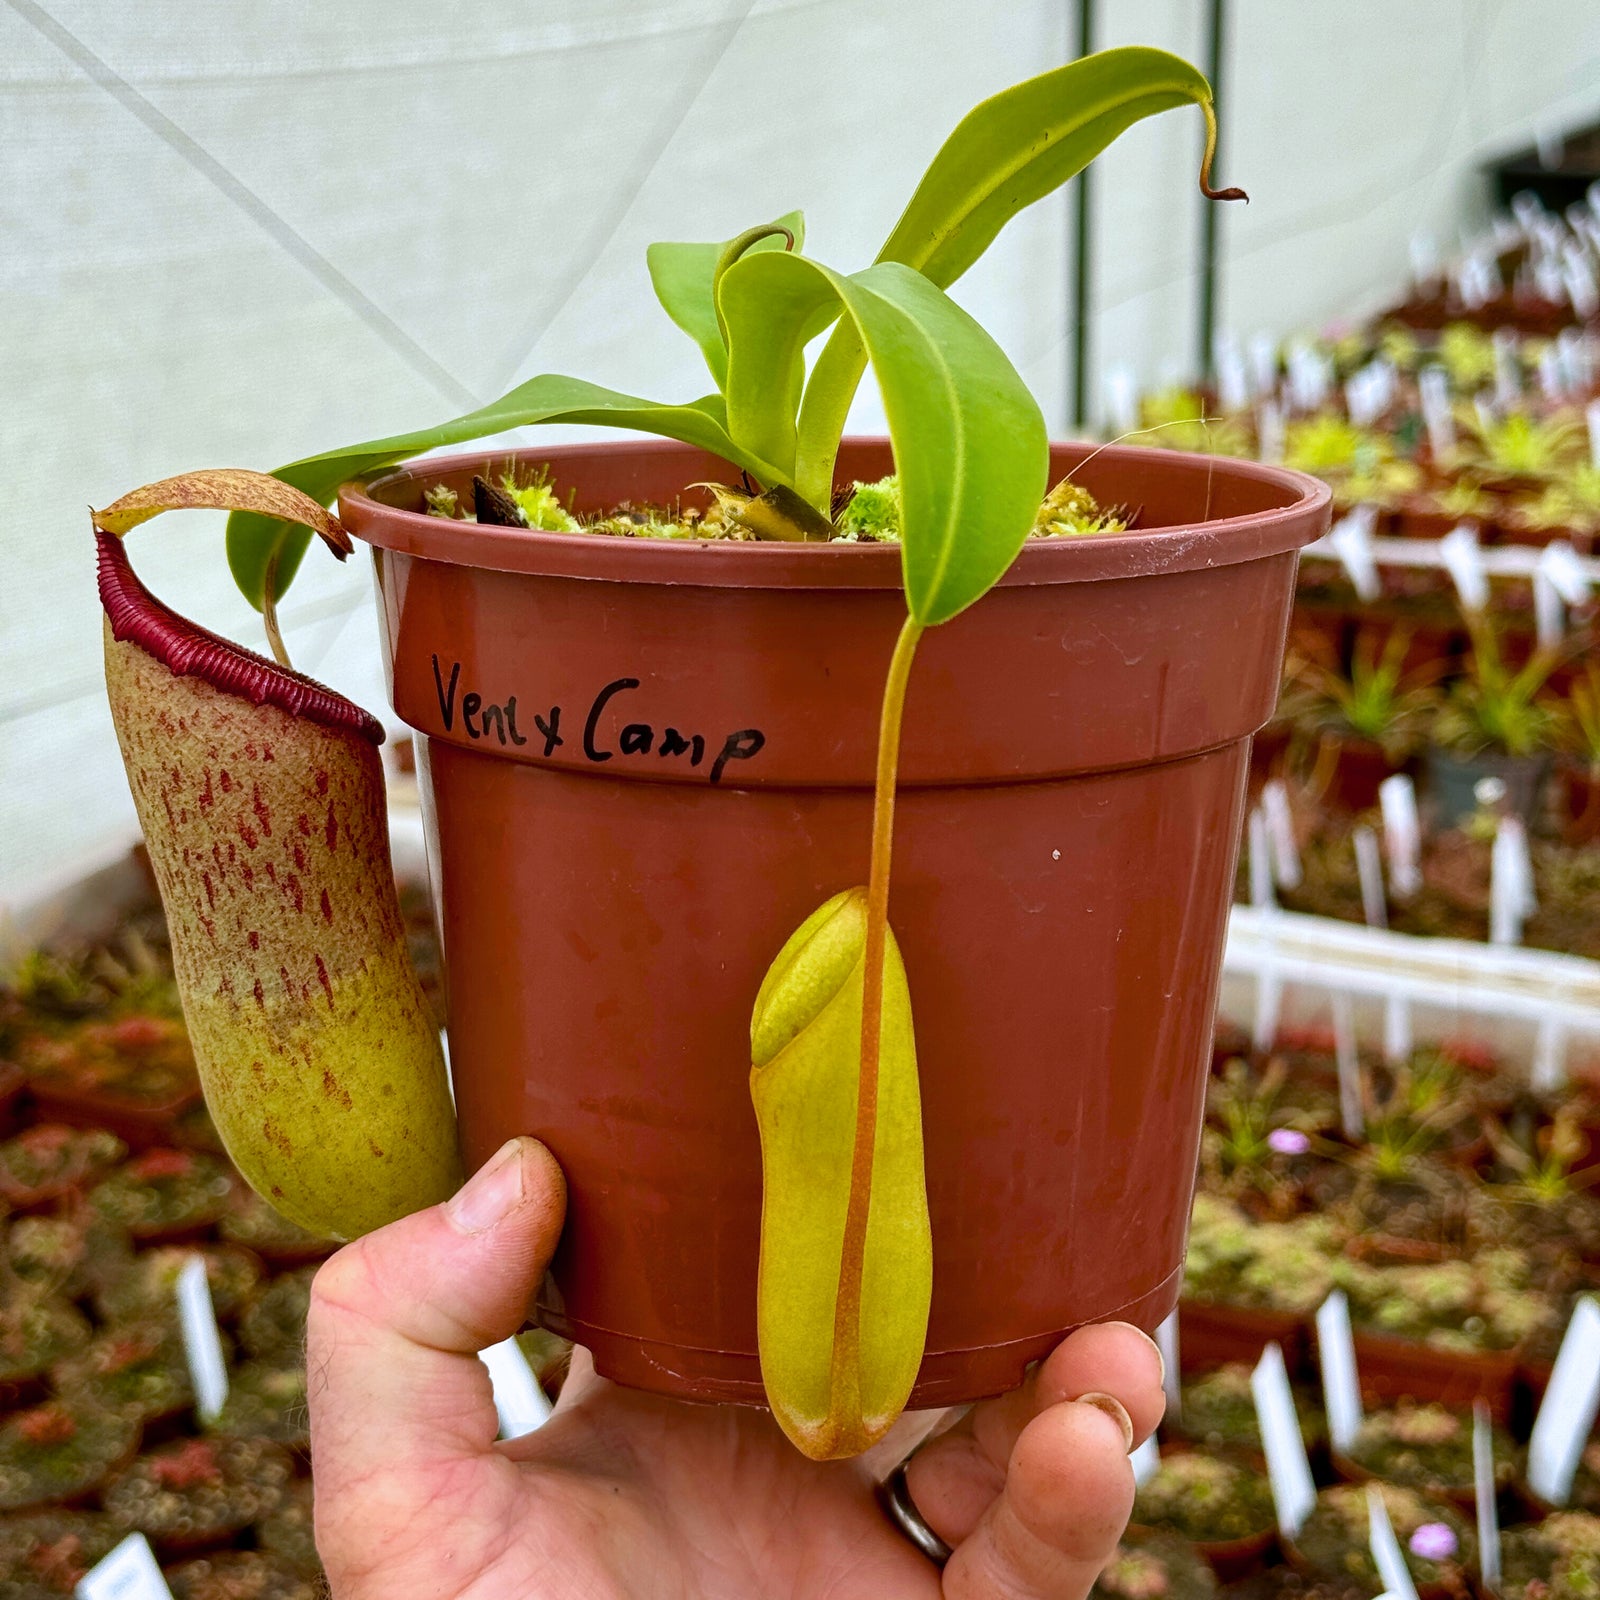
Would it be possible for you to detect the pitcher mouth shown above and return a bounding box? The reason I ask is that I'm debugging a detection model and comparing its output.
[96,528,383,745]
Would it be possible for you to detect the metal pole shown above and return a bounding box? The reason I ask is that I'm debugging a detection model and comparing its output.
[1069,0,1095,432]
[1197,0,1227,382]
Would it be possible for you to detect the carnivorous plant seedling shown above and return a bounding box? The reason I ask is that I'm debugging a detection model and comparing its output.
[96,47,1243,1458]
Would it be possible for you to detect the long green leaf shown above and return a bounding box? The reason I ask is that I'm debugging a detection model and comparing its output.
[719,256,841,484]
[721,253,1046,625]
[646,210,805,390]
[795,46,1232,505]
[225,381,768,610]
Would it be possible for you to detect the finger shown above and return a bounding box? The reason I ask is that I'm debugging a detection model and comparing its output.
[308,1137,565,1486]
[942,1399,1135,1600]
[907,1322,1161,1545]
[552,1343,604,1413]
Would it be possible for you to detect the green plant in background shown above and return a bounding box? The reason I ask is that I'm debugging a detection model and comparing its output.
[1283,414,1389,479]
[1564,665,1600,770]
[1131,385,1251,454]
[1281,627,1441,758]
[1466,411,1585,482]
[1438,323,1496,390]
[1435,619,1562,760]
[106,47,1244,1461]
[1376,323,1421,372]
[1486,1106,1600,1207]
[1334,457,1421,513]
[1381,1047,1477,1127]
[1427,475,1495,520]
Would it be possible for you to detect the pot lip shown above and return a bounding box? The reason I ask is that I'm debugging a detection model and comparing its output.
[339,436,1331,590]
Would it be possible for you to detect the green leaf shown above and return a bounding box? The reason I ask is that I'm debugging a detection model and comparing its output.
[225,380,771,610]
[721,253,1047,624]
[796,46,1229,505]
[749,888,930,1460]
[880,46,1221,288]
[646,210,805,390]
[719,255,840,483]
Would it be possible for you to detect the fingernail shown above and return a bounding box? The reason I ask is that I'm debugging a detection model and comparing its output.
[1107,1320,1166,1388]
[1076,1391,1135,1453]
[445,1138,528,1234]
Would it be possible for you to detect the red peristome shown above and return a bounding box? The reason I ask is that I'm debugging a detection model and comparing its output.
[96,530,383,744]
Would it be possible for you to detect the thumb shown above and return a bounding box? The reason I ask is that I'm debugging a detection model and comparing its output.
[307,1137,566,1493]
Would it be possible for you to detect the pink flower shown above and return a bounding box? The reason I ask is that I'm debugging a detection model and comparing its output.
[1408,1523,1457,1561]
[1267,1128,1311,1156]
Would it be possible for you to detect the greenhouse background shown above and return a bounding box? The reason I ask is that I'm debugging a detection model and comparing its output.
[6,0,1600,921]
[9,6,1600,1596]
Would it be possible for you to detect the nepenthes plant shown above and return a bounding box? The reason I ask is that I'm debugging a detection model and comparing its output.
[95,46,1243,1459]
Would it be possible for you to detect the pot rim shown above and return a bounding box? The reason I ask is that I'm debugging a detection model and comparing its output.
[340,436,1330,590]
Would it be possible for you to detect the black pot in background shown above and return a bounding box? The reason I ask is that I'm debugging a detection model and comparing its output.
[1424,747,1550,828]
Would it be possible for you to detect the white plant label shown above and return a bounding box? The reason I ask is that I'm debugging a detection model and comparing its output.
[1564,249,1599,320]
[1588,399,1600,470]
[1316,1290,1364,1452]
[479,1335,553,1440]
[1528,1297,1600,1505]
[1103,366,1138,437]
[1490,817,1537,947]
[1155,1311,1182,1422]
[1539,538,1592,607]
[1353,825,1388,930]
[76,1532,173,1600]
[1330,506,1381,602]
[1216,333,1249,413]
[1538,343,1565,402]
[1440,523,1489,614]
[1573,330,1597,393]
[1378,775,1422,899]
[1533,566,1566,650]
[1331,991,1363,1140]
[1558,328,1586,393]
[1248,806,1276,910]
[1256,399,1285,464]
[1346,370,1379,427]
[1250,333,1278,397]
[1535,253,1566,308]
[1418,366,1454,460]
[1252,1343,1317,1537]
[175,1254,228,1424]
[1408,231,1439,286]
[1262,780,1302,890]
[1254,963,1283,1056]
[1530,1016,1568,1095]
[1383,993,1411,1066]
[1512,190,1544,234]
[1474,1401,1502,1591]
[1367,1484,1422,1600]
[1130,1433,1161,1488]
[1288,343,1329,412]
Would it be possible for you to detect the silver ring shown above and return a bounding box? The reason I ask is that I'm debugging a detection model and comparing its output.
[879,1459,954,1567]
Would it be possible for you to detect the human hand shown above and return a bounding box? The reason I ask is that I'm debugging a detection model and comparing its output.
[307,1136,1166,1599]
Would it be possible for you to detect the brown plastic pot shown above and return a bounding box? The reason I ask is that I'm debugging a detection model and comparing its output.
[1127,1518,1278,1583]
[1557,757,1600,844]
[1310,732,1405,813]
[0,1062,25,1139]
[26,1078,202,1153]
[1347,1329,1519,1420]
[1177,1298,1311,1374]
[342,437,1328,1408]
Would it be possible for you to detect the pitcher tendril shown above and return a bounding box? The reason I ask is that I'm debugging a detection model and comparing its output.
[832,615,924,1426]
